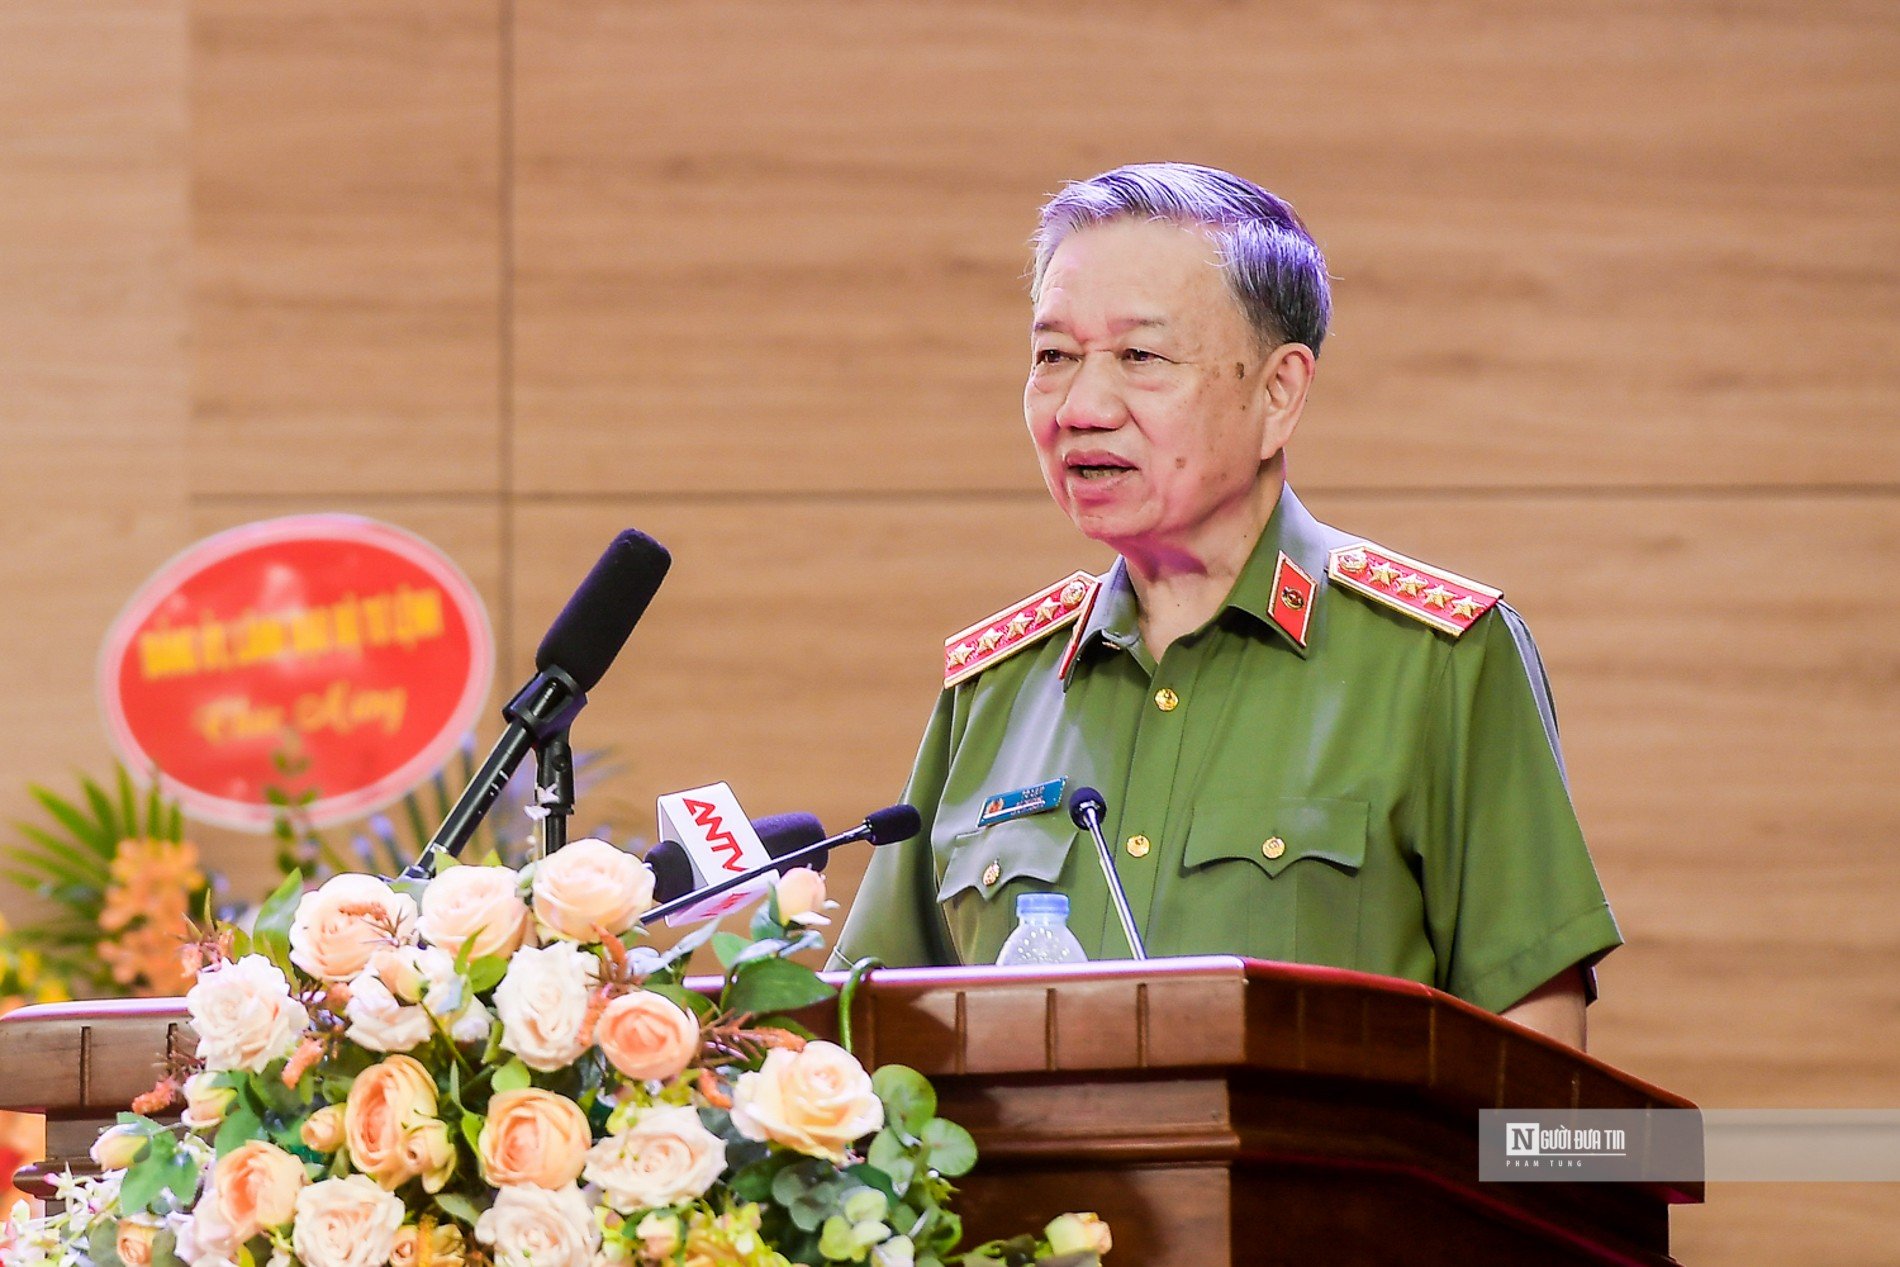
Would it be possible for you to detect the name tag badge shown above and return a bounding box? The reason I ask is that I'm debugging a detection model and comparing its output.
[977,777,1068,828]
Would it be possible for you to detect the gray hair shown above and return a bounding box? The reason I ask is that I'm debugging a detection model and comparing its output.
[1031,163,1332,354]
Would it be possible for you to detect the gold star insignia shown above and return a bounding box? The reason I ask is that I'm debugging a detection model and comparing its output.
[1368,560,1400,586]
[1006,612,1034,637]
[1394,573,1426,597]
[1337,551,1367,574]
[1422,585,1454,608]
[948,643,973,666]
[1035,598,1061,622]
[977,628,1002,652]
[1451,596,1481,619]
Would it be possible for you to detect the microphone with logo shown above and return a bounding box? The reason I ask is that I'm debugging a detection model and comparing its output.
[401,529,672,881]
[1068,785,1148,960]
[640,804,921,926]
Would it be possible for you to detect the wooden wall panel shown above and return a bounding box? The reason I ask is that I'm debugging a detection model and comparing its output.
[190,0,503,495]
[512,0,1898,496]
[0,2,191,922]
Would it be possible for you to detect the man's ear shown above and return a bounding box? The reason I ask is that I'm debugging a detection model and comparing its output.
[1256,341,1316,462]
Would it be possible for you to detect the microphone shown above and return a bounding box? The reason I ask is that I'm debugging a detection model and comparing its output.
[641,804,921,926]
[646,812,829,904]
[400,531,673,880]
[1067,786,1148,960]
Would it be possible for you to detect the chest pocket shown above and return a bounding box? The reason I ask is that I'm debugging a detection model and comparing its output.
[1180,796,1368,965]
[936,815,1080,964]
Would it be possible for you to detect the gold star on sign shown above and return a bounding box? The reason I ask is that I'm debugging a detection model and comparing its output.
[1394,573,1426,597]
[1451,596,1481,619]
[1368,560,1400,586]
[1422,585,1454,608]
[1007,612,1034,637]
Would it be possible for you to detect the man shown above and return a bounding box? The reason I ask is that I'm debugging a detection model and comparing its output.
[830,164,1619,1048]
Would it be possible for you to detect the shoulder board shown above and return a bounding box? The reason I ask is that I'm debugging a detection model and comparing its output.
[1327,542,1501,638]
[944,570,1099,688]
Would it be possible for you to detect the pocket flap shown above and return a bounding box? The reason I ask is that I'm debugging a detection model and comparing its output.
[937,816,1079,903]
[1182,796,1368,879]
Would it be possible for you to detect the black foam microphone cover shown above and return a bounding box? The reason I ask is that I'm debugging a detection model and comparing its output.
[535,530,672,693]
[1067,786,1107,828]
[864,803,922,845]
[644,811,829,904]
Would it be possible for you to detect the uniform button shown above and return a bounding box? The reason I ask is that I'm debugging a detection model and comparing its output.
[1154,688,1179,712]
[1125,834,1151,859]
[982,860,1001,886]
[1262,836,1286,860]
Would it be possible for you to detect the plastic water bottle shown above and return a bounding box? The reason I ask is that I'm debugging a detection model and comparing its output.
[995,892,1088,965]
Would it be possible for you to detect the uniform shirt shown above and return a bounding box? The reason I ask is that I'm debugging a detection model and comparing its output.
[830,487,1622,1016]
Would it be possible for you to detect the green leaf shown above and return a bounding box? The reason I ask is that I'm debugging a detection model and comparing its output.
[464,955,507,995]
[920,1118,976,1177]
[5,840,110,889]
[723,956,835,1018]
[867,1128,915,1195]
[118,766,143,843]
[31,785,111,854]
[711,931,750,969]
[214,1104,264,1157]
[460,1111,484,1154]
[86,1219,129,1267]
[434,1191,483,1225]
[252,870,304,972]
[645,982,715,1019]
[492,1058,532,1094]
[873,1065,936,1138]
[83,776,123,850]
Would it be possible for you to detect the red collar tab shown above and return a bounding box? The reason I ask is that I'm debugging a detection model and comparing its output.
[1268,552,1316,648]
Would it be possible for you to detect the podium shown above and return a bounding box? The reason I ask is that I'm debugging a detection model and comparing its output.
[0,956,1698,1265]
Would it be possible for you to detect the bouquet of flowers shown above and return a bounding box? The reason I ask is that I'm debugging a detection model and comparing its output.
[0,840,1110,1267]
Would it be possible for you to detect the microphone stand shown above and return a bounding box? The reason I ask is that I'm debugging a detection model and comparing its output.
[533,729,575,859]
[640,818,881,926]
[1074,800,1148,960]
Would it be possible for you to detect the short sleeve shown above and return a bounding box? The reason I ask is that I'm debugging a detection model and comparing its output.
[1417,603,1623,1014]
[827,690,960,970]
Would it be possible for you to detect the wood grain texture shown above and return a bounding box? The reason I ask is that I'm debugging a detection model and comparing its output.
[190,0,503,495]
[0,1,192,923]
[512,0,1898,496]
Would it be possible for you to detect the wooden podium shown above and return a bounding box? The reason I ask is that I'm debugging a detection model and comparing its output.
[0,956,1699,1265]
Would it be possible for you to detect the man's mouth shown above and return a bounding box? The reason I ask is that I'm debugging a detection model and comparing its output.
[1065,453,1135,481]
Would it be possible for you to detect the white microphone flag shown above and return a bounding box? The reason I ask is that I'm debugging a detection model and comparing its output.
[655,781,772,926]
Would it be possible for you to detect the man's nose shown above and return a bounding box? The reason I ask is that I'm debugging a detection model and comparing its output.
[1053,353,1125,430]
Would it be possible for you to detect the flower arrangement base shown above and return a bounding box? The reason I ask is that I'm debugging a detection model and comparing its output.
[0,957,1697,1265]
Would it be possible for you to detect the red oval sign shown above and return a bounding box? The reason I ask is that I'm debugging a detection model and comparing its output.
[99,516,494,831]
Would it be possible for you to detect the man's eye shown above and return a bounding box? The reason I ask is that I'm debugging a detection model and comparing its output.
[1123,348,1161,363]
[1033,348,1074,365]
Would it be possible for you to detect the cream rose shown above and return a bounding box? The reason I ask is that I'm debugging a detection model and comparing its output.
[343,970,432,1053]
[115,1220,157,1267]
[90,1125,147,1171]
[594,990,699,1083]
[419,864,532,960]
[773,867,834,927]
[729,1040,883,1161]
[347,947,491,1054]
[180,1072,237,1133]
[210,1140,305,1241]
[583,1106,726,1213]
[172,1198,240,1267]
[1044,1212,1112,1256]
[529,839,653,943]
[343,1055,442,1190]
[186,954,310,1074]
[492,942,596,1071]
[477,1089,590,1189]
[291,1176,405,1267]
[290,873,419,982]
[633,1213,680,1260]
[473,1185,598,1267]
[302,1105,345,1153]
[391,1222,466,1267]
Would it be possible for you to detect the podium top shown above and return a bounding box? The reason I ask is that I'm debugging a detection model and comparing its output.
[0,955,1690,1120]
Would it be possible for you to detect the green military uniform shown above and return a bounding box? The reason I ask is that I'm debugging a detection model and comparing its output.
[830,487,1621,1016]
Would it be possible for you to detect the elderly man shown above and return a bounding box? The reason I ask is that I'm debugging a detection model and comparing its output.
[830,163,1618,1048]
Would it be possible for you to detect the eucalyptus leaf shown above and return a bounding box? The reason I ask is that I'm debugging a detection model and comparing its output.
[873,1064,937,1137]
[920,1118,976,1177]
[723,956,834,1018]
[867,1128,916,1195]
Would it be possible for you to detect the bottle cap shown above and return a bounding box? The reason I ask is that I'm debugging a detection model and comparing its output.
[1015,891,1069,919]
